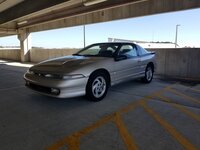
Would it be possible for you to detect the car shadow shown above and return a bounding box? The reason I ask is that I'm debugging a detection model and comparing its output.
[27,93,94,111]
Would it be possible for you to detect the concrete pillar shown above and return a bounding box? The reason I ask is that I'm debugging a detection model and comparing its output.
[18,29,32,62]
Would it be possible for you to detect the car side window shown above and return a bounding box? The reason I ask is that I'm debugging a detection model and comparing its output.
[118,45,137,58]
[136,45,149,56]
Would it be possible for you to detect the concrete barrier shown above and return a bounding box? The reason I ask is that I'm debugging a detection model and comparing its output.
[149,48,200,79]
[0,48,199,79]
[30,48,79,62]
[0,49,20,61]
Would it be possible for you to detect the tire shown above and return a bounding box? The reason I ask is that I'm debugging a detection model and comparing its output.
[86,72,109,101]
[142,65,154,83]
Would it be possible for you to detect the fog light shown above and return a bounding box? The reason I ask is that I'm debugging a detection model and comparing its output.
[51,88,60,95]
[26,81,30,86]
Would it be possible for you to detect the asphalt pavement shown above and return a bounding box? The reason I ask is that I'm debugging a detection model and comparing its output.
[0,60,199,150]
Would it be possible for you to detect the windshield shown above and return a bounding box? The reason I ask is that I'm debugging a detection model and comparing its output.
[75,43,120,57]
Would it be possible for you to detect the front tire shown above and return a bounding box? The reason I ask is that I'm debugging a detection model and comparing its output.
[142,65,154,83]
[86,72,108,101]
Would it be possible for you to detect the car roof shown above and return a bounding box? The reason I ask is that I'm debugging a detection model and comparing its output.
[91,42,136,45]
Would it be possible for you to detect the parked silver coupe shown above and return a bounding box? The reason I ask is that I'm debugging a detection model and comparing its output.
[24,42,156,101]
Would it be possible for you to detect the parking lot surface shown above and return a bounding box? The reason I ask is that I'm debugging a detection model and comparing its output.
[0,60,200,150]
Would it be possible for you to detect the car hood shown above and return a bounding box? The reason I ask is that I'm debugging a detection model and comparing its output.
[30,55,111,74]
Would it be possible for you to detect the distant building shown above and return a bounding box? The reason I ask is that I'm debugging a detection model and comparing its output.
[108,38,179,48]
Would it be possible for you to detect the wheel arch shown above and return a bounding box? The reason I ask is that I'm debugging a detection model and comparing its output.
[147,62,154,72]
[88,68,111,87]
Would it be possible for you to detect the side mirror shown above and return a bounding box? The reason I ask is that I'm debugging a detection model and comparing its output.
[115,55,127,61]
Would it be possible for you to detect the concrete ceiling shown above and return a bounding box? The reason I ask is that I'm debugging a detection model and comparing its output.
[0,0,25,13]
[0,0,200,37]
[0,0,140,29]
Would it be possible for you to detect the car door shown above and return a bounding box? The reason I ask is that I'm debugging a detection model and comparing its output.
[113,44,141,82]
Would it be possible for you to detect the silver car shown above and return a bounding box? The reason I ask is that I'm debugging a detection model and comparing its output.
[24,42,156,101]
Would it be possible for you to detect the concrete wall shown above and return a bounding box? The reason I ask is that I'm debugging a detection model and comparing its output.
[30,48,79,62]
[149,48,200,79]
[0,49,20,61]
[0,48,199,79]
[30,48,200,79]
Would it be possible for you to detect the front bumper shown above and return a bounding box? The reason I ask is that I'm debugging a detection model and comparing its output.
[24,73,88,98]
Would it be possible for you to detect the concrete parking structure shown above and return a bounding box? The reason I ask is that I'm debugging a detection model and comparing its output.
[0,60,199,150]
[0,1,200,149]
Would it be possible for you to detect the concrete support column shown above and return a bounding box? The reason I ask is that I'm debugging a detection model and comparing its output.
[18,29,32,62]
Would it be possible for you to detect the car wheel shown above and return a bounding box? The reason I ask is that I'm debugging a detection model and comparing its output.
[86,72,108,101]
[143,65,154,83]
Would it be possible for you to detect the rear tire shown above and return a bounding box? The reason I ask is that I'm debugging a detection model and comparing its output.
[86,72,108,101]
[142,65,154,83]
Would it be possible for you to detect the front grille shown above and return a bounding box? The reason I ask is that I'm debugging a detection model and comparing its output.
[33,72,62,79]
[26,82,60,96]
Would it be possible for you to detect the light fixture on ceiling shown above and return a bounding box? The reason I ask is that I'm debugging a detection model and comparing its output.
[17,20,28,25]
[83,0,107,6]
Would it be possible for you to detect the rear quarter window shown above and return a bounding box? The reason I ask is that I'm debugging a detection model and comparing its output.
[136,45,149,56]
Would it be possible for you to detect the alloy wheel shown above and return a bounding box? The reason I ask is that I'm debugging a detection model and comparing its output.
[92,76,106,98]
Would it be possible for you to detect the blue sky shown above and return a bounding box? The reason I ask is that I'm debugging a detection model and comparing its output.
[0,8,200,48]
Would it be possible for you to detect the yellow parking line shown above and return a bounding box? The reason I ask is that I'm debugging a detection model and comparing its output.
[173,104,200,122]
[166,88,200,104]
[45,138,67,150]
[46,135,80,150]
[155,94,200,122]
[118,101,140,114]
[114,113,138,150]
[190,88,200,93]
[45,114,114,150]
[68,136,80,150]
[73,114,115,137]
[140,100,198,150]
[45,84,175,150]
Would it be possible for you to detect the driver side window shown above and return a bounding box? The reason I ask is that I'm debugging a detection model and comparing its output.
[119,45,137,58]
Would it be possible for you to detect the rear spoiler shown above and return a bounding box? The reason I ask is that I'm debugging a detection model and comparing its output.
[150,51,155,54]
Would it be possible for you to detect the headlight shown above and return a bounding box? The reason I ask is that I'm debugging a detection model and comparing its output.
[27,69,34,74]
[44,74,54,78]
[44,74,61,79]
[62,74,85,80]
